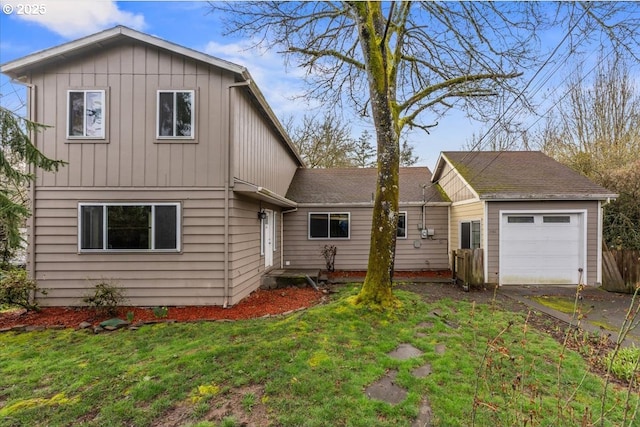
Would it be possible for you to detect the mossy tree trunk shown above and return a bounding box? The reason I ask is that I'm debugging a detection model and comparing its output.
[350,2,401,308]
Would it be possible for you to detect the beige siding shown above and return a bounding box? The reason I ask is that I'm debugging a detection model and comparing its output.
[486,200,600,286]
[231,90,299,195]
[31,188,227,306]
[437,162,476,202]
[29,42,232,189]
[450,201,484,252]
[229,195,268,304]
[282,206,449,271]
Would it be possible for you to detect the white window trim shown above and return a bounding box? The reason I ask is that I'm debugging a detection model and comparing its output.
[156,90,195,140]
[308,212,351,240]
[67,89,106,139]
[78,202,181,252]
[397,211,408,239]
[459,219,481,249]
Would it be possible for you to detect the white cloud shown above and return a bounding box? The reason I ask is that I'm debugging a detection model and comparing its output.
[2,0,146,38]
[204,38,318,119]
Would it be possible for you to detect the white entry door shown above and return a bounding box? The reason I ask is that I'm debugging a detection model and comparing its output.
[500,212,585,285]
[263,209,274,268]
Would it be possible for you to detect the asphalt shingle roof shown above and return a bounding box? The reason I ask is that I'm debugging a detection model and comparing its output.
[285,167,447,204]
[439,151,617,200]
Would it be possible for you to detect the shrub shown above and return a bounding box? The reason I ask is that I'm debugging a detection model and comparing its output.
[321,245,337,272]
[602,345,640,382]
[0,268,44,311]
[82,281,127,316]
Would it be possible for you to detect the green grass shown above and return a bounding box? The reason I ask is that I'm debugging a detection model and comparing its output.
[0,284,637,427]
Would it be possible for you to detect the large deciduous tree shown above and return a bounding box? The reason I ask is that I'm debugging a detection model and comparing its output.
[0,106,65,265]
[213,1,640,308]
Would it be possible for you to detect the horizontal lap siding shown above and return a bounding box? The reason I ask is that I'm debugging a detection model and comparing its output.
[437,162,476,202]
[283,206,449,271]
[450,201,484,254]
[32,188,226,306]
[486,200,600,286]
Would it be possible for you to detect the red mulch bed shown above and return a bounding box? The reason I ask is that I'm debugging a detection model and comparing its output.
[326,270,452,279]
[0,287,323,330]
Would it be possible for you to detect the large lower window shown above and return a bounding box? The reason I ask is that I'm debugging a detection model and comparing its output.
[68,90,105,138]
[79,203,180,251]
[460,220,480,249]
[309,212,350,239]
[157,90,194,138]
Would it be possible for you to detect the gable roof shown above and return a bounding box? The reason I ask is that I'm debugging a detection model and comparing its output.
[432,151,617,200]
[285,167,450,205]
[0,25,304,167]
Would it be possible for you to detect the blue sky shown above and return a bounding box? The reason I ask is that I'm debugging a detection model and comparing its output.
[0,1,625,168]
[0,0,497,168]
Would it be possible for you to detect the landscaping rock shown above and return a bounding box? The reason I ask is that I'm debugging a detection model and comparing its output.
[78,321,92,329]
[365,370,407,405]
[388,343,424,360]
[412,364,432,378]
[99,318,129,329]
[412,397,433,427]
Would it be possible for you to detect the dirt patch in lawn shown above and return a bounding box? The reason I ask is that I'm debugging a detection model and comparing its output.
[0,287,325,330]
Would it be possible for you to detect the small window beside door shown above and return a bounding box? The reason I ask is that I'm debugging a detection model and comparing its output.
[460,220,480,249]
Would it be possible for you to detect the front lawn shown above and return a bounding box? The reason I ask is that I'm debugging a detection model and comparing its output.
[0,285,636,426]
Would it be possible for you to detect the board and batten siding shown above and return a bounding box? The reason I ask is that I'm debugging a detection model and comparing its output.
[32,188,227,306]
[231,90,300,195]
[486,200,600,286]
[435,161,476,202]
[29,41,233,188]
[282,206,449,271]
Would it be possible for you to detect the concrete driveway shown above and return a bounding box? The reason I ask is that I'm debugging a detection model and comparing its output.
[499,285,640,347]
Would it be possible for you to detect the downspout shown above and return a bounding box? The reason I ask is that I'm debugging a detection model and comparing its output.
[224,80,251,308]
[23,81,37,282]
[280,207,298,268]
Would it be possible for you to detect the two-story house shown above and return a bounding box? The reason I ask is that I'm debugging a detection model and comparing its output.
[2,27,617,307]
[1,26,304,307]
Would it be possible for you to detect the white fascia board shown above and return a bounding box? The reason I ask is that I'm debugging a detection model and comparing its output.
[435,153,480,200]
[1,26,246,78]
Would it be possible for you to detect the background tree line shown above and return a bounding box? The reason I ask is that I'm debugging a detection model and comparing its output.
[286,113,418,168]
[469,53,640,251]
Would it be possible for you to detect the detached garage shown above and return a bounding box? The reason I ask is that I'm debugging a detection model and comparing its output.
[500,211,585,285]
[432,151,617,287]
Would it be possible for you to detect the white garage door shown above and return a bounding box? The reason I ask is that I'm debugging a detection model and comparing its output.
[500,212,584,285]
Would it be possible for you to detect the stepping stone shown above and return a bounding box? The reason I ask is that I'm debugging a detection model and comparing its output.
[365,370,407,405]
[417,321,434,329]
[388,343,424,360]
[412,396,433,427]
[435,344,446,355]
[412,363,432,378]
[416,332,427,338]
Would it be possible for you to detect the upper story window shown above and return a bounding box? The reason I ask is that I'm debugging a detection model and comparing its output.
[157,90,194,138]
[309,212,350,239]
[67,90,105,138]
[79,203,180,252]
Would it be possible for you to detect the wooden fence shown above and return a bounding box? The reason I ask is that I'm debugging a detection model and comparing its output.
[602,245,640,293]
[452,249,484,291]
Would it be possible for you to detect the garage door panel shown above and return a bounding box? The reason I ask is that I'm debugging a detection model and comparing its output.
[500,212,584,285]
